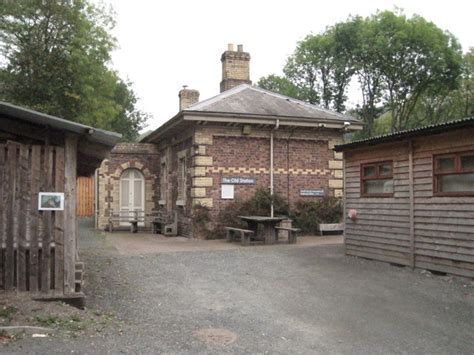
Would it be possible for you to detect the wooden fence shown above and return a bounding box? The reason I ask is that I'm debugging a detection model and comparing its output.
[0,141,65,294]
[76,176,94,217]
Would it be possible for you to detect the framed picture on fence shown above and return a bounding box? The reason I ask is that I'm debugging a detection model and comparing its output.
[38,192,65,211]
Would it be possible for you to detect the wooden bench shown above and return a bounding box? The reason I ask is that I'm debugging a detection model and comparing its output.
[275,226,301,244]
[225,227,255,246]
[151,211,178,236]
[108,210,145,233]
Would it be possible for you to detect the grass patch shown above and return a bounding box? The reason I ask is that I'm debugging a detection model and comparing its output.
[34,315,85,332]
[0,306,17,325]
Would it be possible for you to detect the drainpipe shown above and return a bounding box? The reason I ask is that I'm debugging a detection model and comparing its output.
[270,119,280,217]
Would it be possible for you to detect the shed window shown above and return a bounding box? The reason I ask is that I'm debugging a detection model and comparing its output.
[434,152,474,196]
[361,161,394,197]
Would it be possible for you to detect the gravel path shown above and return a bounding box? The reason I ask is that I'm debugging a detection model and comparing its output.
[5,219,473,354]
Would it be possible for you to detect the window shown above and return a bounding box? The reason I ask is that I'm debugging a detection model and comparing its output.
[361,161,394,197]
[434,152,474,196]
[177,155,186,204]
[159,161,167,204]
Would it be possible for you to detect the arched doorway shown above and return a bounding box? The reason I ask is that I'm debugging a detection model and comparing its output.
[120,168,145,226]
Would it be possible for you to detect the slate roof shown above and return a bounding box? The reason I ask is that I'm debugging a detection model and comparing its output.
[335,117,474,151]
[185,84,360,123]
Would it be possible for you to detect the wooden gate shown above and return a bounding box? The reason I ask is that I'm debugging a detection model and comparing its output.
[0,141,65,294]
[76,176,94,217]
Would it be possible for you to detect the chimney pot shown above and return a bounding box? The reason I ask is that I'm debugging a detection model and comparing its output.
[227,43,234,51]
[237,44,243,52]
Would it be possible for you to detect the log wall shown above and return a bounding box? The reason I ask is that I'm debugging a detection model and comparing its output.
[0,140,78,294]
[343,128,474,277]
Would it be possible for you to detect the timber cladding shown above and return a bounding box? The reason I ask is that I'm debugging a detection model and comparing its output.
[343,128,474,278]
[0,142,66,293]
[76,176,94,217]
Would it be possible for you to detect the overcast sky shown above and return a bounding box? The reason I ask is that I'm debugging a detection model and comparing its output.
[106,0,474,132]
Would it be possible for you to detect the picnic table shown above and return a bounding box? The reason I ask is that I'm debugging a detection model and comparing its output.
[238,216,286,245]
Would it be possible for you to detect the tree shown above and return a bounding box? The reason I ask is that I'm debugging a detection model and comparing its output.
[369,11,463,132]
[0,0,148,141]
[258,10,465,137]
[409,48,473,127]
[283,33,335,108]
[257,74,302,99]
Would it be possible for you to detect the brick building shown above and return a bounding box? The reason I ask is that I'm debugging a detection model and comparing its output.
[97,143,160,230]
[98,44,363,236]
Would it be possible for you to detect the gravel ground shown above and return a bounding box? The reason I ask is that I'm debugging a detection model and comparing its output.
[4,219,473,354]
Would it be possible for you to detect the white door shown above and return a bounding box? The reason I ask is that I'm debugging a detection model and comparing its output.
[120,169,145,226]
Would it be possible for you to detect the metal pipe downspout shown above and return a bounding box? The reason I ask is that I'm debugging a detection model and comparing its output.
[270,119,280,217]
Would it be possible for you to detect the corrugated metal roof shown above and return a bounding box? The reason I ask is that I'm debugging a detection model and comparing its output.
[335,117,474,151]
[0,101,122,146]
[186,84,361,123]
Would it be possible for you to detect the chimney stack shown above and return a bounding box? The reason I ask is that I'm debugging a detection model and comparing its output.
[179,86,200,111]
[220,43,251,93]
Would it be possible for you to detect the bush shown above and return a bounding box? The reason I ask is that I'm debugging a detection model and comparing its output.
[209,188,289,239]
[192,203,213,239]
[291,197,342,234]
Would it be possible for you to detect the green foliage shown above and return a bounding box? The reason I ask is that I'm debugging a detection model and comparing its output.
[249,187,289,216]
[257,74,302,100]
[198,189,342,238]
[0,306,17,324]
[208,188,289,239]
[408,48,474,127]
[257,10,466,137]
[368,11,463,132]
[291,197,342,233]
[0,0,148,141]
[34,315,84,331]
[192,203,213,239]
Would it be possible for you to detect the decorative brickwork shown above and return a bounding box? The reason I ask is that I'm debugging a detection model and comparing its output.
[97,143,160,230]
[187,125,345,224]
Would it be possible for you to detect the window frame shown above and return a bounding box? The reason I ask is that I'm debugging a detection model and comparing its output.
[159,159,167,205]
[360,160,394,197]
[176,150,187,206]
[433,151,474,197]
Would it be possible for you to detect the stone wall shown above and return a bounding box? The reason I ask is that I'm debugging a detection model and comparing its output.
[157,129,195,237]
[97,143,160,230]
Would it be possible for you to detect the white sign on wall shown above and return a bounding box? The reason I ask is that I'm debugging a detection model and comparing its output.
[221,184,235,199]
[38,192,65,211]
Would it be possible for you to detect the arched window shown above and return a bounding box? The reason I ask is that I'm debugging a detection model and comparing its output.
[120,169,145,225]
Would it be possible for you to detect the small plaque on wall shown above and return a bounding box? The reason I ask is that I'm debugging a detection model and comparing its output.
[38,192,65,211]
[221,177,256,185]
[221,184,234,199]
[300,189,325,197]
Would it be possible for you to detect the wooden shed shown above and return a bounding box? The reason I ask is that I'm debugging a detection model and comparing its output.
[335,118,474,278]
[0,101,121,299]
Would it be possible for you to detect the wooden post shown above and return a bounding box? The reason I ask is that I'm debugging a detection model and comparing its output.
[54,147,65,294]
[64,133,78,294]
[408,140,415,268]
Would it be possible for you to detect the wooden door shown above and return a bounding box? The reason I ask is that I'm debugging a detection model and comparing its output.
[76,176,94,217]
